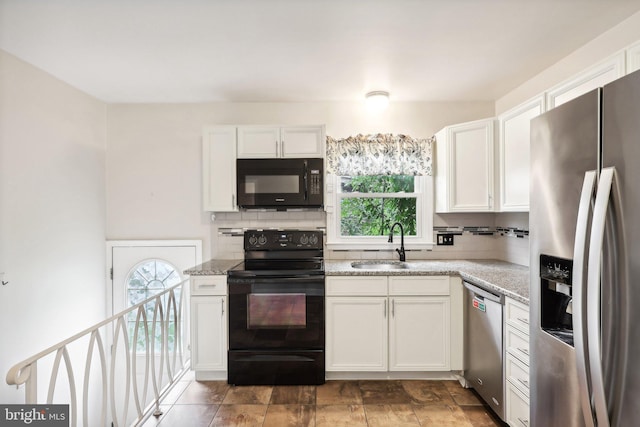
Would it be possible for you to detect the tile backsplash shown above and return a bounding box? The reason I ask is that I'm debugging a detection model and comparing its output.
[210,210,529,267]
[211,210,326,259]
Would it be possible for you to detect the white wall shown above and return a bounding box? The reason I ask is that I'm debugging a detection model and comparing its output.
[0,50,107,403]
[105,101,494,260]
[496,11,640,114]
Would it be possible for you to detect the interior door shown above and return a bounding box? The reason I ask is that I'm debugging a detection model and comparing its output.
[106,240,201,425]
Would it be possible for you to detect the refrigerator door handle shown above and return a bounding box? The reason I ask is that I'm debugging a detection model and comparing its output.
[586,167,616,427]
[572,170,597,427]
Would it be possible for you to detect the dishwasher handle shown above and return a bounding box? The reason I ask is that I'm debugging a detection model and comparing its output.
[463,281,504,304]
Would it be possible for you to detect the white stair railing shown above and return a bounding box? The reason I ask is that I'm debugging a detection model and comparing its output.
[5,279,190,427]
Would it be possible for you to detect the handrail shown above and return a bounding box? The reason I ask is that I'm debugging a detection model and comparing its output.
[6,278,190,427]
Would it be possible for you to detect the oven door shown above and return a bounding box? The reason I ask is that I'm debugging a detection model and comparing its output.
[228,275,324,350]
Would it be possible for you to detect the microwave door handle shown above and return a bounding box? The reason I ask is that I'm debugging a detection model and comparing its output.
[303,160,308,201]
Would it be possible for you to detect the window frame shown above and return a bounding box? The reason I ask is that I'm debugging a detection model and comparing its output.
[325,174,434,250]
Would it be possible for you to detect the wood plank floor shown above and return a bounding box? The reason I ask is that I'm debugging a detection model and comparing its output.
[142,374,506,427]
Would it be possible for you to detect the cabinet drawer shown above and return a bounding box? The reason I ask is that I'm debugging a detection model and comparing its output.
[506,354,530,396]
[506,326,530,364]
[506,382,530,427]
[389,276,449,296]
[505,298,530,335]
[190,275,227,295]
[326,276,387,296]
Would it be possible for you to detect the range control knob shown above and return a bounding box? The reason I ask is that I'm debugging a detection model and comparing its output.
[248,235,258,246]
[257,234,268,246]
[309,234,319,245]
[300,234,309,245]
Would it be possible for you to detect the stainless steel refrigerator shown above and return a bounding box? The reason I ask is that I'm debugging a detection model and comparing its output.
[530,68,640,427]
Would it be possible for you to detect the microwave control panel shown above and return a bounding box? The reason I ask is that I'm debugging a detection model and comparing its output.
[309,170,322,195]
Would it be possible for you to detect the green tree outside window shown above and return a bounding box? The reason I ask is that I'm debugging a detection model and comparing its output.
[339,175,417,237]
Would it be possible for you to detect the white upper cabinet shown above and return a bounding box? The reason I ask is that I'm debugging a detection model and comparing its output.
[237,126,280,158]
[281,126,326,157]
[202,126,237,212]
[435,118,495,213]
[498,95,545,212]
[546,52,625,109]
[237,125,325,158]
[627,41,640,74]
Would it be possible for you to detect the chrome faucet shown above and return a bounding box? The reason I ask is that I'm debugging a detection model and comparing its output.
[388,222,406,262]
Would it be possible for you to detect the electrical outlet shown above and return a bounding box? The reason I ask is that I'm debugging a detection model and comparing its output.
[437,233,454,246]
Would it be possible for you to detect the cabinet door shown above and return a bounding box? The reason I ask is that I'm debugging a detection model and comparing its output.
[190,296,227,371]
[436,118,495,212]
[498,95,544,212]
[325,297,388,371]
[506,381,530,427]
[281,126,325,158]
[237,126,280,158]
[202,126,237,211]
[627,41,640,74]
[389,297,450,371]
[546,52,625,109]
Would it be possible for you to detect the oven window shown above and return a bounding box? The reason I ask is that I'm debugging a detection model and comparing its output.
[247,293,306,328]
[245,175,299,194]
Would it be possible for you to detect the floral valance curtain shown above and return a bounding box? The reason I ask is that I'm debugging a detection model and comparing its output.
[326,134,434,176]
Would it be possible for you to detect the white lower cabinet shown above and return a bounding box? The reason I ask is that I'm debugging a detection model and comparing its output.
[504,297,530,427]
[506,383,530,427]
[326,275,452,373]
[190,275,227,380]
[325,296,388,371]
[389,296,450,370]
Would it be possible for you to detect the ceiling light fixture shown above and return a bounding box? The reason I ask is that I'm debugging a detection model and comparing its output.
[365,90,390,111]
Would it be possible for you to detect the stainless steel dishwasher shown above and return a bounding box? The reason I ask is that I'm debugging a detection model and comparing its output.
[463,281,505,420]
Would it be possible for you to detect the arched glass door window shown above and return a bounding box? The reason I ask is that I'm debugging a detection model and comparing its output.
[126,259,182,352]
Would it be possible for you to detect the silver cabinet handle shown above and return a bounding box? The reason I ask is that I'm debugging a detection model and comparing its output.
[517,378,529,388]
[572,170,597,427]
[384,300,387,318]
[231,194,235,207]
[517,417,529,427]
[391,299,395,317]
[517,317,529,325]
[221,298,225,316]
[275,140,279,157]
[517,347,529,356]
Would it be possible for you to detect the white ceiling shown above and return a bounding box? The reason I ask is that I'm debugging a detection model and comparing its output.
[1,0,640,103]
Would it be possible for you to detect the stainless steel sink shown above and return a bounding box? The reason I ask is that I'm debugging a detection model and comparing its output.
[350,260,409,270]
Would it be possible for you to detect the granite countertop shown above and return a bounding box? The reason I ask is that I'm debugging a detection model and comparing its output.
[325,259,530,305]
[184,259,242,276]
[184,258,530,305]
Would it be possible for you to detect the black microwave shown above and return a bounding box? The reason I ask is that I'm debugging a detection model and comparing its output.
[236,158,324,209]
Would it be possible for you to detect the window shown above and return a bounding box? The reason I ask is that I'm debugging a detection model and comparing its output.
[126,259,182,352]
[325,133,435,249]
[326,174,434,248]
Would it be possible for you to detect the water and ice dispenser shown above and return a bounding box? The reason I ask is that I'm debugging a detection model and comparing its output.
[539,254,574,346]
